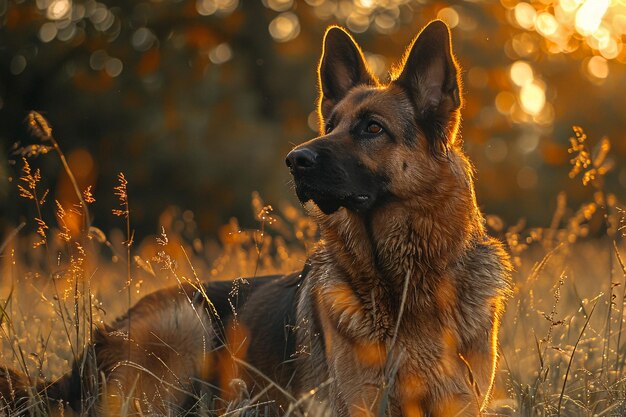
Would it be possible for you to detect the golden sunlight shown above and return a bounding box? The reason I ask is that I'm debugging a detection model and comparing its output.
[575,0,610,36]
[507,0,625,61]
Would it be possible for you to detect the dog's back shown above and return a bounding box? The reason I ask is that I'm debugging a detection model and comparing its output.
[0,273,302,415]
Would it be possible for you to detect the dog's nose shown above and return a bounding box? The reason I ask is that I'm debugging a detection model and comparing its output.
[286,148,318,172]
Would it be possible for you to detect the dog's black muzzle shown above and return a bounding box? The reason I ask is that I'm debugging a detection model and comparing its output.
[286,144,385,215]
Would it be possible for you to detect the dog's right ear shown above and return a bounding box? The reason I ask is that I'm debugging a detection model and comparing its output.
[317,26,376,129]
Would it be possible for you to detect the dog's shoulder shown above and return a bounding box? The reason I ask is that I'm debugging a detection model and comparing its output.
[459,235,513,296]
[451,236,512,338]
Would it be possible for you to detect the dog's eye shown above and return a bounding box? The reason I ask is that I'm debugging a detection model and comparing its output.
[366,121,383,134]
[325,122,334,134]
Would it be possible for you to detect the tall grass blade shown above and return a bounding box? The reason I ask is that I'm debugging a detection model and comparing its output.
[557,300,598,416]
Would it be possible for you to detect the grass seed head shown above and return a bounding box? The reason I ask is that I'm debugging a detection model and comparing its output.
[27,111,53,140]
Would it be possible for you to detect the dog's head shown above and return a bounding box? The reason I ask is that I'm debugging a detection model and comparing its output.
[286,20,463,215]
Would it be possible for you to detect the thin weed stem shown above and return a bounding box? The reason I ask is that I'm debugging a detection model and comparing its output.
[598,191,614,384]
[557,300,598,416]
[377,269,411,417]
[113,172,133,362]
[613,241,626,376]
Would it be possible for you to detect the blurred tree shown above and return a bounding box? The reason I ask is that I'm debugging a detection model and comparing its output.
[1,0,624,237]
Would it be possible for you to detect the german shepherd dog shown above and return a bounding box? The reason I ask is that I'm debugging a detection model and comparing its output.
[1,20,511,417]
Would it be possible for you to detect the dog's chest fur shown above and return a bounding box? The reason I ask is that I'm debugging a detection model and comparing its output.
[293,204,511,415]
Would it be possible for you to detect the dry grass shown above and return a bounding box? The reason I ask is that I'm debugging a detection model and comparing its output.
[1,114,625,416]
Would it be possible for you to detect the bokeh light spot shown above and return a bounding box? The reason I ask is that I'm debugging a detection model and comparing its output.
[311,1,336,19]
[47,0,71,20]
[559,0,582,13]
[575,0,609,36]
[514,2,536,30]
[365,53,386,78]
[263,0,293,12]
[67,148,94,178]
[356,0,374,8]
[132,28,157,51]
[39,22,58,43]
[510,61,534,86]
[307,111,319,132]
[374,12,397,33]
[347,12,370,33]
[10,55,27,75]
[90,5,109,24]
[511,33,538,57]
[269,12,300,42]
[519,82,546,116]
[495,91,516,115]
[196,0,238,16]
[536,12,559,36]
[437,7,459,29]
[209,43,233,64]
[517,133,540,154]
[57,25,77,42]
[196,0,217,16]
[89,50,108,71]
[105,58,123,77]
[599,37,620,59]
[587,55,609,78]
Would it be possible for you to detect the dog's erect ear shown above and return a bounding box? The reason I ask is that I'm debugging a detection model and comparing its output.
[318,26,376,126]
[394,20,462,152]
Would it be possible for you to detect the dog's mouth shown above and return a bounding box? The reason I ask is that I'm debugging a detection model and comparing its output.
[294,183,373,214]
[286,146,387,215]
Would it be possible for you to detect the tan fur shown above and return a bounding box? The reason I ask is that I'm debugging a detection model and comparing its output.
[293,21,512,417]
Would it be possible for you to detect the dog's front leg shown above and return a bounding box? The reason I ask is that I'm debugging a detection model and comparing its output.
[315,283,388,417]
[325,334,388,417]
[459,297,507,413]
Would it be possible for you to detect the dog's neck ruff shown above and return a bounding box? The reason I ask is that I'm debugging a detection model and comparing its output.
[312,154,484,310]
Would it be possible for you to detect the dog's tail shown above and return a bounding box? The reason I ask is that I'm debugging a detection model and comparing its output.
[0,361,84,414]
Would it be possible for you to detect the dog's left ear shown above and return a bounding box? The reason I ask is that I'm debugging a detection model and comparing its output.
[394,20,462,152]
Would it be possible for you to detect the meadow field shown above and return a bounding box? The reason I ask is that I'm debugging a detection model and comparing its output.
[1,116,625,416]
[2,1,626,416]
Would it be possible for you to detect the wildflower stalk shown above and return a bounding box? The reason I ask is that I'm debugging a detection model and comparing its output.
[113,172,133,360]
[568,126,615,383]
[18,158,51,264]
[24,114,88,362]
[27,111,91,230]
